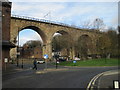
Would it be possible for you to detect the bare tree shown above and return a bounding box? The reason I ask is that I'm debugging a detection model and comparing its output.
[92,18,105,30]
[80,18,105,30]
[81,20,91,29]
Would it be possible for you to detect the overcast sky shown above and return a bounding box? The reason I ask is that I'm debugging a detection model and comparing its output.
[9,0,119,46]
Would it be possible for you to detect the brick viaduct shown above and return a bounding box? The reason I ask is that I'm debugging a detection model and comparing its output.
[10,15,101,60]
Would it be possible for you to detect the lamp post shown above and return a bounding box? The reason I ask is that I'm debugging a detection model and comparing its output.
[21,58,23,68]
[21,48,24,68]
[17,28,20,67]
[55,53,59,69]
[16,48,20,67]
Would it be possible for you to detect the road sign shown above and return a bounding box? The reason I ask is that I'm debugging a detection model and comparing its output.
[44,54,48,59]
[4,58,8,63]
[73,60,76,63]
[17,52,20,55]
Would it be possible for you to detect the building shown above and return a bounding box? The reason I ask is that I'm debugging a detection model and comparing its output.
[1,1,15,70]
[20,46,43,59]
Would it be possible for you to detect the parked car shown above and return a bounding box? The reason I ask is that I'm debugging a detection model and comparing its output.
[74,57,80,60]
[58,56,67,62]
[37,59,45,64]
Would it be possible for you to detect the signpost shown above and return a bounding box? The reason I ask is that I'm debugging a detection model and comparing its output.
[73,60,77,66]
[55,54,59,69]
[44,54,48,59]
[44,54,48,70]
[16,52,20,67]
[4,58,8,70]
[4,58,8,63]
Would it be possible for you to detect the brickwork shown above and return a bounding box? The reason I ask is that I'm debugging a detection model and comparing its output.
[2,2,12,69]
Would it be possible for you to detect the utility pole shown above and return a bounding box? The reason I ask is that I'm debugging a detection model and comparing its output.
[17,28,20,67]
[21,48,23,68]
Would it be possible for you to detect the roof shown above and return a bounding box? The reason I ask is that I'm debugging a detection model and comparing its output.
[1,0,11,8]
[0,0,9,2]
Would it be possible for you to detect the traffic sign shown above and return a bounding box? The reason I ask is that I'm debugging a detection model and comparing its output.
[44,54,48,59]
[73,60,76,63]
[4,58,8,63]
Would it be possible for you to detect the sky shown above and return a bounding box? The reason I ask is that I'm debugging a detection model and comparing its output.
[9,0,119,46]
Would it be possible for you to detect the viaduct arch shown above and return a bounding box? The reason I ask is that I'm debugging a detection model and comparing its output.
[10,16,101,60]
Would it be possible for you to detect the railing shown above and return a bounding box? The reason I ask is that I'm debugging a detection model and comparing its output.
[11,14,81,29]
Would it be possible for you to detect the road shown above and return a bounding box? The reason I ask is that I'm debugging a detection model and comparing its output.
[2,63,118,88]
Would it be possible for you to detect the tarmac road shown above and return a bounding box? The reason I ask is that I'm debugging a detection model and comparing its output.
[2,63,118,89]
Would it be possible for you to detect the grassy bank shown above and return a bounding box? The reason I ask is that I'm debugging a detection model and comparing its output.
[58,58,119,67]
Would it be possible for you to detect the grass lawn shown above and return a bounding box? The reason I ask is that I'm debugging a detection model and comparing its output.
[57,58,119,67]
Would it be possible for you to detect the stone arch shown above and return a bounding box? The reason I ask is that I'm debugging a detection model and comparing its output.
[51,30,74,60]
[10,25,47,59]
[20,26,47,44]
[50,30,73,45]
[51,29,73,45]
[56,30,68,35]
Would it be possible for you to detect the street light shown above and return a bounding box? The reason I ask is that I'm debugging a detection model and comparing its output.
[21,48,24,68]
[16,28,20,67]
[54,51,59,69]
[16,47,20,67]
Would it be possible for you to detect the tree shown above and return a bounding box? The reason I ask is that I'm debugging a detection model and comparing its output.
[23,40,42,48]
[52,36,62,52]
[118,26,120,58]
[106,29,119,57]
[76,35,93,60]
[80,20,92,29]
[93,18,105,30]
[80,18,105,30]
[52,34,72,56]
[96,33,111,58]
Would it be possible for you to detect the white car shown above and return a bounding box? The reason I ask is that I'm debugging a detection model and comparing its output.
[74,57,80,60]
[37,59,45,64]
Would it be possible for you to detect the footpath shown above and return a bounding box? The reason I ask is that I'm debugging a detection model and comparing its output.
[2,64,30,75]
[87,69,120,90]
[2,63,68,76]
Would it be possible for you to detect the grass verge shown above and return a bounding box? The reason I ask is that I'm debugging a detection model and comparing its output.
[57,58,119,67]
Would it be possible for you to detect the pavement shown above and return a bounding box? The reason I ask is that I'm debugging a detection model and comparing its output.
[2,64,30,75]
[2,63,68,76]
[87,69,120,90]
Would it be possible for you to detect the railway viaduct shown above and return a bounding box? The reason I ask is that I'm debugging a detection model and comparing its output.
[10,15,101,59]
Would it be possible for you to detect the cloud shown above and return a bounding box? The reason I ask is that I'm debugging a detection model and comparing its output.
[10,0,119,2]
[18,35,42,46]
[11,2,66,19]
[111,16,118,27]
[31,3,66,19]
[11,1,118,32]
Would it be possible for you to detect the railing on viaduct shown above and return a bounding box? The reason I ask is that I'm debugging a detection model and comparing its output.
[11,14,82,29]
